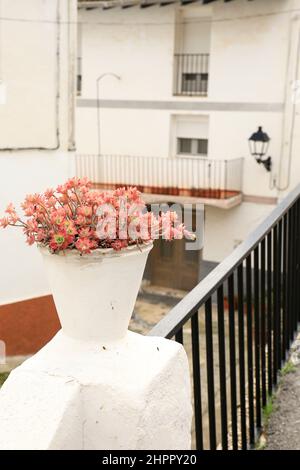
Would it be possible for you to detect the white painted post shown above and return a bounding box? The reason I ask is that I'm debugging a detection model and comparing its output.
[0,246,192,450]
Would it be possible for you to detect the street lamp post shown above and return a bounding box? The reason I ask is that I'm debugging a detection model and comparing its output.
[96,73,121,158]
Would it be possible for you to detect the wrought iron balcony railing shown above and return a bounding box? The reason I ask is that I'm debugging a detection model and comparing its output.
[75,154,243,200]
[173,53,209,97]
[149,183,300,450]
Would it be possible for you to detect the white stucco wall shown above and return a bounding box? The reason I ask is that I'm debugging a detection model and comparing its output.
[0,0,77,305]
[204,201,275,262]
[0,152,75,305]
[76,0,300,263]
[209,0,290,104]
[0,0,58,149]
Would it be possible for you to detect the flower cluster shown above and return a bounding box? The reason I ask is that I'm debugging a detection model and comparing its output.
[0,177,195,254]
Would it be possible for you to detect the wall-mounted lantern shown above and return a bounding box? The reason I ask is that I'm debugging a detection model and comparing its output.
[248,126,272,172]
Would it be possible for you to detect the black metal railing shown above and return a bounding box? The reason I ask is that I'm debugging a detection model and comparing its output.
[173,54,209,96]
[149,184,300,450]
[75,154,243,200]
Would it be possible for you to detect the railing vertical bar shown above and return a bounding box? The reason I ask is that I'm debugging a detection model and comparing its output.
[293,201,299,332]
[193,54,196,95]
[228,273,238,449]
[296,198,300,331]
[292,205,296,335]
[237,263,247,449]
[83,155,86,180]
[175,55,178,95]
[254,245,261,429]
[246,254,255,446]
[297,199,300,326]
[205,298,216,450]
[177,54,179,95]
[184,54,188,95]
[202,54,205,95]
[224,160,228,197]
[293,203,298,333]
[260,238,267,407]
[291,206,297,337]
[267,231,273,395]
[178,54,181,95]
[282,214,288,359]
[278,219,283,371]
[217,285,228,450]
[175,327,183,345]
[296,202,299,333]
[191,312,203,450]
[295,201,299,332]
[287,207,293,343]
[273,224,279,385]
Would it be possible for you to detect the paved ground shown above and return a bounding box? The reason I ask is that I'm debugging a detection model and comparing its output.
[130,284,186,334]
[266,361,300,450]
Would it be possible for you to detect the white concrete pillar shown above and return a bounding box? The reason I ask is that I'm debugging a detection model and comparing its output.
[0,245,192,450]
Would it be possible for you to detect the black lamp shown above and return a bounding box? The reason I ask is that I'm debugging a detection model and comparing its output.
[248,126,272,172]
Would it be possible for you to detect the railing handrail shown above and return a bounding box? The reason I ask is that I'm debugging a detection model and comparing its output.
[75,153,243,164]
[149,183,300,338]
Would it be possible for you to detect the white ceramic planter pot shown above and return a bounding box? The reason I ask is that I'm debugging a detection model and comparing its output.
[39,243,153,343]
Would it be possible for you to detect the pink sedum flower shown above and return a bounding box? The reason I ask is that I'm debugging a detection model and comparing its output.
[77,205,93,217]
[78,227,93,238]
[75,237,95,254]
[50,208,67,226]
[0,217,10,228]
[49,231,74,251]
[45,188,55,199]
[36,229,47,242]
[0,177,195,254]
[111,239,128,251]
[62,220,77,236]
[26,234,36,246]
[5,203,16,214]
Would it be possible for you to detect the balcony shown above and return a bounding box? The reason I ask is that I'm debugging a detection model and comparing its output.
[173,54,209,97]
[75,154,243,208]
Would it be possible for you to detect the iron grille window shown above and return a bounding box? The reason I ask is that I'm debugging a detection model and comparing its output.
[182,73,208,95]
[77,74,82,96]
[174,54,209,96]
[177,138,208,156]
[77,57,82,96]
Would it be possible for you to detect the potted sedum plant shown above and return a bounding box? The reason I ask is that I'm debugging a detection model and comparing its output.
[0,177,194,343]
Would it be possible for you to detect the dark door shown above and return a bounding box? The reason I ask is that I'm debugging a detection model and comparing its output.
[149,237,200,291]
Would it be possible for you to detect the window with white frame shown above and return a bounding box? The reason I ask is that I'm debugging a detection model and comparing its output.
[177,137,208,156]
[172,115,209,158]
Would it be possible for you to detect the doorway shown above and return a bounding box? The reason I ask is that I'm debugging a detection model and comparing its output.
[148,237,200,291]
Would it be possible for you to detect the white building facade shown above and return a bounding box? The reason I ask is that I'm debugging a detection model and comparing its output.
[0,0,77,355]
[76,0,300,286]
